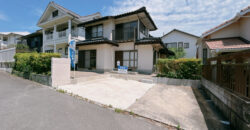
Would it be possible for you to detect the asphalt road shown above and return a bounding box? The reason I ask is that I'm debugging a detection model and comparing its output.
[0,71,167,130]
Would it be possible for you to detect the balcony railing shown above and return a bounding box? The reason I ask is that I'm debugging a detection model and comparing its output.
[46,34,53,40]
[58,30,66,38]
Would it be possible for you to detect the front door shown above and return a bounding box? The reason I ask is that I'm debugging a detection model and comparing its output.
[115,51,123,68]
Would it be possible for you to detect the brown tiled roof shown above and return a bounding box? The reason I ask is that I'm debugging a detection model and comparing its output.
[135,37,163,45]
[205,37,250,50]
[202,5,250,37]
[76,38,118,46]
[78,7,157,31]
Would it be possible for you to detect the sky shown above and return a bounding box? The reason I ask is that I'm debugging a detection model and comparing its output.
[0,0,249,37]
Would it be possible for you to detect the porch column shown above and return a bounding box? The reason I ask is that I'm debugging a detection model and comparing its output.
[68,19,72,58]
[68,19,72,41]
[53,25,57,53]
[42,29,45,52]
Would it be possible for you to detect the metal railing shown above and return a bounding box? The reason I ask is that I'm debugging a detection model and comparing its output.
[46,34,53,40]
[58,30,66,38]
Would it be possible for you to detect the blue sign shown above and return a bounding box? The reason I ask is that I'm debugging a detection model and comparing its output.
[118,66,128,74]
[69,40,76,68]
[70,48,75,68]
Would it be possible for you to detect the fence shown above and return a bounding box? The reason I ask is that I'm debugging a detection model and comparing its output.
[202,50,250,99]
[0,47,16,62]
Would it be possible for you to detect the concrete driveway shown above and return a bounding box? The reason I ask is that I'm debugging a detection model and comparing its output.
[128,84,208,130]
[0,71,167,130]
[58,76,154,109]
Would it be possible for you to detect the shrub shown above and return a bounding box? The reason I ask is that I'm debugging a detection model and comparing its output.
[168,48,186,59]
[14,53,61,75]
[157,58,201,80]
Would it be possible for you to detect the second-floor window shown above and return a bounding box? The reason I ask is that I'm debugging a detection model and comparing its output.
[52,10,58,18]
[115,21,138,41]
[86,25,103,39]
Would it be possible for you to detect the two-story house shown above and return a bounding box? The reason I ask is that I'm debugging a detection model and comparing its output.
[162,29,199,58]
[197,6,250,64]
[37,2,101,57]
[76,7,170,74]
[0,32,30,49]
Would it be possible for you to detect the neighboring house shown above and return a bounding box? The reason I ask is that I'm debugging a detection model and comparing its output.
[37,1,101,57]
[0,32,30,49]
[197,6,250,64]
[161,29,199,58]
[76,7,170,74]
[21,30,43,52]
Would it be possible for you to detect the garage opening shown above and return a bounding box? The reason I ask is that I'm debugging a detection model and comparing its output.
[78,50,96,69]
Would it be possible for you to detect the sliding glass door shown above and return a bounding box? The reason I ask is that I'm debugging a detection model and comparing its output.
[78,50,96,69]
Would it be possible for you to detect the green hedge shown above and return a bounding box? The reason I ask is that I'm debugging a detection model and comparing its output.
[157,58,201,80]
[14,53,61,75]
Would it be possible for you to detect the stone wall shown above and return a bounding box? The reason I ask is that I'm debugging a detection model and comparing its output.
[0,62,14,73]
[201,78,250,130]
[12,70,51,86]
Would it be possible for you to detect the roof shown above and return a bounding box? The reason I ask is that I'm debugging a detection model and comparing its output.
[78,7,157,31]
[205,37,250,50]
[51,1,80,18]
[162,29,199,39]
[202,5,250,37]
[0,32,30,36]
[135,37,163,45]
[76,38,118,46]
[37,2,101,25]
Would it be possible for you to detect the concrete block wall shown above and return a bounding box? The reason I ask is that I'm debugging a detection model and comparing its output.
[202,78,250,130]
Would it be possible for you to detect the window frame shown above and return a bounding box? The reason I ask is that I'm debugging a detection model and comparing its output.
[184,43,189,49]
[52,10,59,18]
[91,24,103,38]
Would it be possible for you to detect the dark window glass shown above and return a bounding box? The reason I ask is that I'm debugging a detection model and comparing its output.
[203,48,208,64]
[115,21,138,41]
[85,25,103,39]
[184,43,189,48]
[178,42,183,48]
[52,10,58,18]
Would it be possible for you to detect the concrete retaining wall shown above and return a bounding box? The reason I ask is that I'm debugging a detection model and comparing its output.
[201,78,250,130]
[109,73,200,88]
[0,48,15,62]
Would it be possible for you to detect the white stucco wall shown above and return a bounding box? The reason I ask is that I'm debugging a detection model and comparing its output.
[51,58,70,87]
[78,44,114,72]
[103,20,115,40]
[162,31,198,58]
[137,45,153,74]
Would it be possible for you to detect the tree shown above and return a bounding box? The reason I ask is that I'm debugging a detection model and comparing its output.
[168,48,186,59]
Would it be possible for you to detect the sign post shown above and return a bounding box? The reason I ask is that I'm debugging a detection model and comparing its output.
[69,40,76,79]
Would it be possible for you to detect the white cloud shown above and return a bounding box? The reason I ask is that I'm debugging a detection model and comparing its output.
[0,12,8,21]
[34,8,44,17]
[106,0,250,37]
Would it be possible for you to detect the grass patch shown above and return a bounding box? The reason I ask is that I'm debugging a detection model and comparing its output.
[177,124,181,130]
[57,89,66,93]
[115,108,124,113]
[129,111,135,115]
